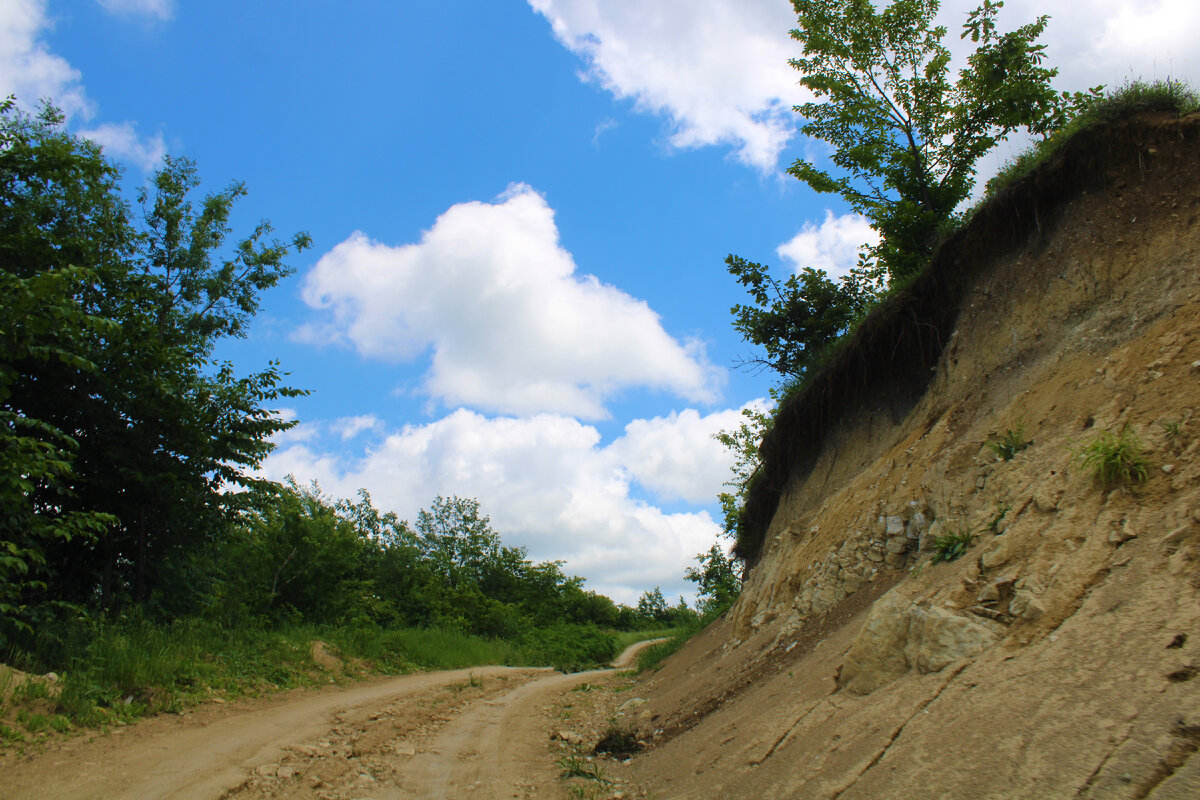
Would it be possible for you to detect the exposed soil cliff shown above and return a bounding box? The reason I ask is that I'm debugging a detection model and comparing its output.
[625,112,1200,799]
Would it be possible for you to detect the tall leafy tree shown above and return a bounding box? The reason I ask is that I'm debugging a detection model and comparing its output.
[636,587,669,624]
[788,0,1094,281]
[415,495,505,590]
[685,543,741,616]
[0,101,310,615]
[0,265,115,639]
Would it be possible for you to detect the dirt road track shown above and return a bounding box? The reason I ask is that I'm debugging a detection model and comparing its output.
[1,639,663,800]
[390,668,611,799]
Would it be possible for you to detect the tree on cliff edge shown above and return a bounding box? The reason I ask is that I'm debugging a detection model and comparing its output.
[787,0,1096,283]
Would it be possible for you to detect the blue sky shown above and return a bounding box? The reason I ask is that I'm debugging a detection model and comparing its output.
[5,0,1196,604]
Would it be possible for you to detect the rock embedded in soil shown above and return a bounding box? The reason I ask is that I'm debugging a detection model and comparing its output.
[838,590,1000,694]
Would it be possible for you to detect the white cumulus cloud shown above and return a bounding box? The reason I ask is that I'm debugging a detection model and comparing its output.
[0,0,90,117]
[960,0,1198,90]
[259,406,747,603]
[298,184,722,419]
[530,0,1199,175]
[609,404,762,505]
[777,211,879,280]
[528,0,805,171]
[0,0,172,170]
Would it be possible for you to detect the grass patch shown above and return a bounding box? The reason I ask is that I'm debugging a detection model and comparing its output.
[930,528,976,564]
[986,423,1031,461]
[0,723,26,743]
[2,616,623,736]
[987,79,1200,197]
[323,625,517,673]
[510,623,617,673]
[636,616,711,673]
[558,752,612,783]
[984,502,1011,535]
[1078,427,1151,488]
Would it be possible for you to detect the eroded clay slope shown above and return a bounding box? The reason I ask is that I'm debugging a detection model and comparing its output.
[628,113,1200,799]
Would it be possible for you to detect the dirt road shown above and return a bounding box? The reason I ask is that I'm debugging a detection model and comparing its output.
[1,640,662,800]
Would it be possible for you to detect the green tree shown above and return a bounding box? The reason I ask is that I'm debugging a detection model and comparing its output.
[0,266,115,641]
[0,101,309,615]
[712,404,772,544]
[685,544,741,616]
[727,256,878,382]
[787,0,1095,281]
[222,481,369,623]
[415,495,505,590]
[636,587,669,625]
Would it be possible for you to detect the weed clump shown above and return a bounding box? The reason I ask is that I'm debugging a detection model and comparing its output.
[1078,428,1151,488]
[930,529,976,564]
[558,752,611,783]
[987,424,1031,461]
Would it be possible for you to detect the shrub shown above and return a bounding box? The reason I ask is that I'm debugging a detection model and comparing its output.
[516,624,618,673]
[1078,428,1151,488]
[594,725,641,756]
[558,753,611,783]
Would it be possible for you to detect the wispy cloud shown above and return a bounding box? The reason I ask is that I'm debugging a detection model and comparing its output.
[77,121,166,171]
[0,0,172,171]
[0,0,91,117]
[96,0,174,21]
[592,116,617,147]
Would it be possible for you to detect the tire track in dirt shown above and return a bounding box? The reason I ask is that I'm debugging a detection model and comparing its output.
[387,639,665,799]
[388,668,610,799]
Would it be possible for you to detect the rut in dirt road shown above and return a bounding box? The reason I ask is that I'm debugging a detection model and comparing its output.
[390,668,611,799]
[389,640,663,799]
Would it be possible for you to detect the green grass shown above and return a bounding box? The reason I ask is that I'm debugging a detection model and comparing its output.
[2,617,625,735]
[0,723,26,743]
[987,424,1031,461]
[986,79,1200,197]
[323,625,520,673]
[636,616,711,673]
[984,502,1011,534]
[930,528,976,565]
[1078,428,1151,488]
[558,752,611,783]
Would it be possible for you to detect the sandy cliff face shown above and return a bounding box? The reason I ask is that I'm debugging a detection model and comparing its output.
[628,113,1200,799]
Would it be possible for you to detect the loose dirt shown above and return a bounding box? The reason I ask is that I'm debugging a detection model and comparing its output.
[0,640,662,800]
